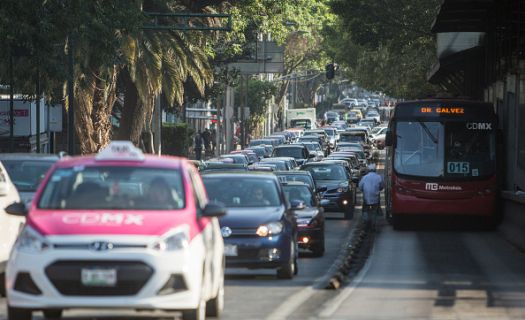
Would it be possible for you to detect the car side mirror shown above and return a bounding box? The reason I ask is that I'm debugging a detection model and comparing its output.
[290,200,306,210]
[5,201,28,217]
[201,202,227,217]
[308,153,316,159]
[351,176,360,184]
[385,130,393,146]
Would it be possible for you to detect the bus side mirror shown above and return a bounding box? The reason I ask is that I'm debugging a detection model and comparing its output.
[385,130,393,147]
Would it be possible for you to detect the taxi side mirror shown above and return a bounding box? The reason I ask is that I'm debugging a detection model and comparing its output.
[5,201,28,217]
[202,202,227,217]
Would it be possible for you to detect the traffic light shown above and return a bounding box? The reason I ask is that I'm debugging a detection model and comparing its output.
[325,63,335,80]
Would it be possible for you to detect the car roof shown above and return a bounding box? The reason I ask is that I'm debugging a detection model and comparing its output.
[274,170,311,176]
[200,171,279,179]
[270,156,295,161]
[0,153,60,161]
[52,154,185,169]
[274,145,305,149]
[281,181,310,187]
[302,162,343,166]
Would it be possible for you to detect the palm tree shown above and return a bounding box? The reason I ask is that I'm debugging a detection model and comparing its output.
[116,5,215,150]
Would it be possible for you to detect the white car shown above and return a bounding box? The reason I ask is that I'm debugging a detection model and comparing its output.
[0,161,23,295]
[365,111,381,124]
[5,141,226,320]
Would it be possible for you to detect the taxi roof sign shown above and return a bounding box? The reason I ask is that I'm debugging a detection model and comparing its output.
[96,141,145,162]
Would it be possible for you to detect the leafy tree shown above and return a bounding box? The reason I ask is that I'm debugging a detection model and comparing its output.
[326,0,441,99]
[0,0,144,154]
[213,0,336,130]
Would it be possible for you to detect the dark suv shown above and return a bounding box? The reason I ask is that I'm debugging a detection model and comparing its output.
[301,162,357,219]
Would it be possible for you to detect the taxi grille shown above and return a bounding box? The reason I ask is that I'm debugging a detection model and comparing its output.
[45,260,153,296]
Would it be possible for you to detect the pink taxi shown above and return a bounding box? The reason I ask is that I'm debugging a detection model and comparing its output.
[5,141,226,320]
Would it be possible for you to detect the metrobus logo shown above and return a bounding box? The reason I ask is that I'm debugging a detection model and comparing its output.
[425,183,438,191]
[425,183,462,191]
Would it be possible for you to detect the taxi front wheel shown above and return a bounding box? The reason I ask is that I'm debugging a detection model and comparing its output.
[7,306,32,320]
[182,298,206,320]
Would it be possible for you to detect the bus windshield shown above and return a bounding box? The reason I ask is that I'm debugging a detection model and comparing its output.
[394,121,496,178]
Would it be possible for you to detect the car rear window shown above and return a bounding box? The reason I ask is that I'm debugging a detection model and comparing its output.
[2,160,56,192]
[203,176,281,207]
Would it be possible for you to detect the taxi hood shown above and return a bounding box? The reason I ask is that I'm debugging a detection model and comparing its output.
[27,209,205,238]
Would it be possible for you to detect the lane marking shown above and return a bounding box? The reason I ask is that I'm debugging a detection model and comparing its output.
[265,286,316,320]
[265,221,359,320]
[317,238,376,318]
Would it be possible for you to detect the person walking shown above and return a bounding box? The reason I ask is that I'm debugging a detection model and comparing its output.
[358,163,384,230]
[194,131,203,160]
[202,128,211,156]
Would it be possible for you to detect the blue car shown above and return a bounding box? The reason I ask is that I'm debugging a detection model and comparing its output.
[202,172,298,279]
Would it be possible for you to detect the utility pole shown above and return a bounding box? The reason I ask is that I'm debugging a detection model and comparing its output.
[36,65,40,153]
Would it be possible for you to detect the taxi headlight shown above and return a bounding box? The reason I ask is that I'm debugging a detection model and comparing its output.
[256,222,283,237]
[15,226,50,253]
[153,226,189,251]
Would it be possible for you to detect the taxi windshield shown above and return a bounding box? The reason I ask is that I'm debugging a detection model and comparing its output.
[38,166,185,210]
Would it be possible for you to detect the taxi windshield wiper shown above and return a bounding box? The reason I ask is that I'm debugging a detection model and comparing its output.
[418,121,438,144]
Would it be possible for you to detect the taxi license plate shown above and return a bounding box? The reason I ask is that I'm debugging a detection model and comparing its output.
[224,244,238,257]
[81,268,117,287]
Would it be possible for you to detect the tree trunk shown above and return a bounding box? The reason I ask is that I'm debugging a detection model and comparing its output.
[74,68,118,155]
[116,68,147,147]
[92,66,117,152]
[274,80,290,131]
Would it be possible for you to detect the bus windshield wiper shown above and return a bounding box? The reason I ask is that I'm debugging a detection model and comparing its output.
[418,121,438,144]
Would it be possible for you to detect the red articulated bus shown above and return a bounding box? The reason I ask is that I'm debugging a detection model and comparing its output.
[384,99,500,229]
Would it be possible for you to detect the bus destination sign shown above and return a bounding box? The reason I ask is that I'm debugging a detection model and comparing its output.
[420,106,465,115]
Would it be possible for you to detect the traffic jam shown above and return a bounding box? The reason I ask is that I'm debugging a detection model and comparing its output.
[0,107,384,319]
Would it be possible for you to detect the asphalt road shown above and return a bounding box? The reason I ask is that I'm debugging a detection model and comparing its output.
[0,211,354,320]
[313,220,525,320]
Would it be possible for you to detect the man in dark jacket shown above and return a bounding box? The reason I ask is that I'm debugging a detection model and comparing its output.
[194,131,203,160]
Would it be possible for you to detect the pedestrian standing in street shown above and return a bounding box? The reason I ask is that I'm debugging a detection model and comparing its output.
[194,131,203,160]
[358,163,384,230]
